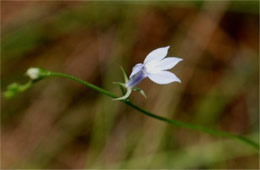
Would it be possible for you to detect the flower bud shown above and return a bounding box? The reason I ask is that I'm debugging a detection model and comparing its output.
[26,68,40,80]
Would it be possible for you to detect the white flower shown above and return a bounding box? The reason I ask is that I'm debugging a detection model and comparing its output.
[127,46,182,87]
[26,68,40,80]
[114,46,182,100]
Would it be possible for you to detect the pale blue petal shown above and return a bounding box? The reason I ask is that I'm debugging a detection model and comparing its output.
[129,63,144,79]
[156,57,183,70]
[147,71,181,84]
[144,46,170,64]
[127,70,147,88]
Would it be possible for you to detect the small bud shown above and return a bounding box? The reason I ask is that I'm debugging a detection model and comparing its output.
[4,81,32,99]
[4,83,20,98]
[26,68,40,80]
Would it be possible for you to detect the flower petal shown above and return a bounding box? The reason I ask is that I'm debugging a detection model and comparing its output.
[156,57,183,70]
[145,60,161,74]
[127,70,147,88]
[147,71,181,84]
[144,46,170,64]
[129,63,144,79]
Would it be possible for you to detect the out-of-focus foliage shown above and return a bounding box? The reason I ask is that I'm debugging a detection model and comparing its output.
[1,1,259,169]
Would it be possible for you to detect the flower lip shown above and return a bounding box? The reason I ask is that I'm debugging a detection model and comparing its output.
[144,46,170,64]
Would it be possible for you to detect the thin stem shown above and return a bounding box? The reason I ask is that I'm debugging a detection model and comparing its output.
[49,72,117,98]
[48,71,259,149]
[124,101,259,149]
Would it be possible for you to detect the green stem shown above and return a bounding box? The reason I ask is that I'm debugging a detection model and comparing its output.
[49,72,117,98]
[47,71,259,149]
[124,101,259,149]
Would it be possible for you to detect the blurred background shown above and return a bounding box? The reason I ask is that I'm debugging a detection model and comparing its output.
[1,1,259,169]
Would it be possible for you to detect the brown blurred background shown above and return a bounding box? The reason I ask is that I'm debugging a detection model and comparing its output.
[1,1,259,169]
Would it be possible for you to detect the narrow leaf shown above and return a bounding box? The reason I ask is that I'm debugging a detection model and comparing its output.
[120,66,128,83]
[133,87,147,98]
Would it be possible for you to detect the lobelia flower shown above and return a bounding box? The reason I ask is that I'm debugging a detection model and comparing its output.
[114,46,183,100]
